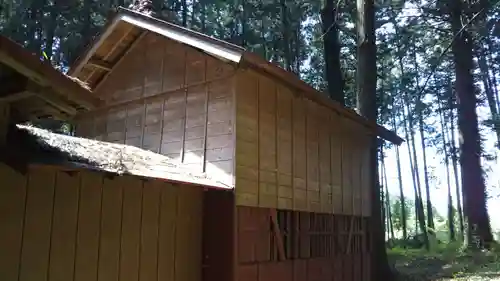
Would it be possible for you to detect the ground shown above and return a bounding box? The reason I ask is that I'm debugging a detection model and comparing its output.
[389,243,500,281]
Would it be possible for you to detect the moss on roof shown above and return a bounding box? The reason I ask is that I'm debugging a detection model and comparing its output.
[8,125,230,189]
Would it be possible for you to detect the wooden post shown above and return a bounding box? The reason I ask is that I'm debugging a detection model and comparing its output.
[0,103,10,145]
[346,215,355,254]
[270,209,286,260]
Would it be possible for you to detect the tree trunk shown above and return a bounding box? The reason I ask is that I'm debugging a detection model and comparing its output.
[280,0,291,71]
[151,0,163,12]
[240,0,247,47]
[418,111,434,233]
[439,96,456,241]
[405,99,429,248]
[449,97,465,237]
[391,28,408,240]
[476,45,500,145]
[321,0,344,105]
[190,0,196,28]
[200,0,206,32]
[395,42,425,239]
[382,155,395,240]
[401,106,419,234]
[355,0,393,278]
[391,110,407,239]
[294,26,301,74]
[181,0,187,26]
[449,0,493,247]
[27,0,44,52]
[485,39,500,112]
[408,48,430,243]
[380,157,387,241]
[44,0,59,61]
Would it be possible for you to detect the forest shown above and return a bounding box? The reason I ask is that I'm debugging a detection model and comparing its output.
[1,0,500,280]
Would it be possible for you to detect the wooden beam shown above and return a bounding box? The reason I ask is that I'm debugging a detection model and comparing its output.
[38,96,76,117]
[68,16,123,76]
[270,209,286,261]
[87,58,113,71]
[0,91,34,103]
[76,73,234,119]
[0,102,10,145]
[346,216,355,254]
[30,106,69,121]
[32,86,77,116]
[93,31,147,92]
[85,24,137,83]
[0,74,27,97]
[0,38,101,110]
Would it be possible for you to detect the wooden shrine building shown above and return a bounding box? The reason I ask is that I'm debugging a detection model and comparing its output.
[0,34,224,281]
[0,7,403,281]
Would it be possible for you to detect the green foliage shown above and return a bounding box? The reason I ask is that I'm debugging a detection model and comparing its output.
[389,241,500,280]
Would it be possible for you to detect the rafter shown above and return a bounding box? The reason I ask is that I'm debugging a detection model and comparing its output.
[0,91,33,103]
[0,74,28,97]
[84,24,136,83]
[35,87,77,116]
[87,58,113,71]
[93,31,147,92]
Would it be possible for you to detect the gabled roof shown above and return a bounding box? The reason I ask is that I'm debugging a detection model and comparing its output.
[0,36,101,122]
[1,124,230,189]
[69,7,404,145]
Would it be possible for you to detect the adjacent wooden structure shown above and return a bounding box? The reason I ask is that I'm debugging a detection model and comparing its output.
[0,164,205,281]
[0,7,403,281]
[0,35,223,281]
[0,36,101,122]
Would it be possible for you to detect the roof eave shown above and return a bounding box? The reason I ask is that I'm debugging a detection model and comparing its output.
[0,36,101,111]
[69,7,245,81]
[377,125,404,145]
[68,15,123,77]
[118,8,244,63]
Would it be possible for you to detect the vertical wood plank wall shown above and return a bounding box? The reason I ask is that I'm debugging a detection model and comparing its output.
[0,163,203,281]
[234,69,371,216]
[202,189,234,281]
[75,32,236,187]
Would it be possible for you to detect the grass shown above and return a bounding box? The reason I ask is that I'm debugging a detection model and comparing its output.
[388,242,500,281]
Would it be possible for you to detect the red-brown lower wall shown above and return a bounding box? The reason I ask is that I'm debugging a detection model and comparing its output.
[202,189,235,281]
[238,257,369,281]
[235,206,371,281]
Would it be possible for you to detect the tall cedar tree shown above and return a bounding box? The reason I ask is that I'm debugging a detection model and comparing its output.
[448,0,493,247]
[356,0,393,279]
[321,0,344,105]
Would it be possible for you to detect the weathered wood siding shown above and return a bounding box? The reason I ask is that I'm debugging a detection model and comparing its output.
[235,206,370,281]
[0,163,203,281]
[202,189,234,281]
[234,69,371,216]
[75,32,236,187]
